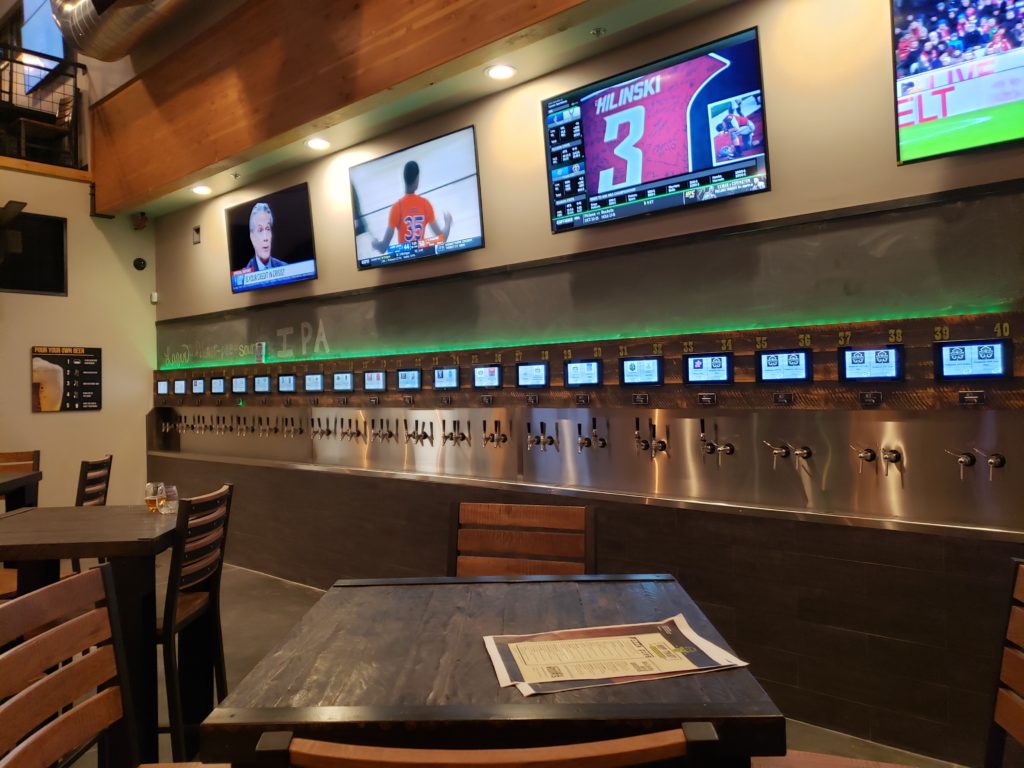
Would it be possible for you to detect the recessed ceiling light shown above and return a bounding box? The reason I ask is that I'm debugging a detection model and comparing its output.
[306,137,331,151]
[485,64,517,80]
[191,185,212,196]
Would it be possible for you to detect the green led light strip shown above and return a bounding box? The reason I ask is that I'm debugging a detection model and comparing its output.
[156,305,1011,371]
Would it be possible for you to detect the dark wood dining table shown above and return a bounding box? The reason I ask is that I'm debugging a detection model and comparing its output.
[0,505,177,766]
[201,574,785,767]
[0,469,42,510]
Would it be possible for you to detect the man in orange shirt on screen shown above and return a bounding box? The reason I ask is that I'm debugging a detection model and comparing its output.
[372,160,453,253]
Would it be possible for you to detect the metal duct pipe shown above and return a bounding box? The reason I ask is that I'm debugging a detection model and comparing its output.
[50,0,191,62]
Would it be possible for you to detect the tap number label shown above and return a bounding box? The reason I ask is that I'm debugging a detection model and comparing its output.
[837,330,851,346]
[652,342,663,355]
[994,321,1011,338]
[470,354,479,364]
[414,357,422,367]
[450,353,461,365]
[563,348,573,360]
[592,346,603,358]
[720,338,733,352]
[888,328,903,343]
[681,341,694,354]
[618,344,629,357]
[933,325,950,341]
[494,352,503,364]
[432,356,439,366]
[797,333,812,348]
[540,350,550,361]
[515,350,523,362]
[754,336,768,350]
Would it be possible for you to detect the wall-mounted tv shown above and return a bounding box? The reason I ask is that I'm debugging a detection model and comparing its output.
[350,126,484,269]
[0,212,66,296]
[542,28,769,233]
[226,183,318,294]
[891,0,1024,162]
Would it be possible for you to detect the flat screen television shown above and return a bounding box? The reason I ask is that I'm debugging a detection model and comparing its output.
[542,28,769,232]
[0,212,66,295]
[226,183,318,293]
[21,0,65,94]
[350,126,484,269]
[891,0,1024,162]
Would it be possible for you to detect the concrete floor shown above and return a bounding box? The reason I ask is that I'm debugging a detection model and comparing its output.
[80,558,966,766]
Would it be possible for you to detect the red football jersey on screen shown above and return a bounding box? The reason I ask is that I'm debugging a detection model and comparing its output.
[388,194,436,244]
[580,54,729,197]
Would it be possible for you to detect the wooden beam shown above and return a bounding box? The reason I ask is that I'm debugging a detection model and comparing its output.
[89,0,590,215]
[0,156,92,184]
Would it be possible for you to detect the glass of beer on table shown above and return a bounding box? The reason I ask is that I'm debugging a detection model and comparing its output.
[144,482,166,512]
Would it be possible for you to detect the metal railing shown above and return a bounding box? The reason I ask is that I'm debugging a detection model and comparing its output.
[0,45,84,168]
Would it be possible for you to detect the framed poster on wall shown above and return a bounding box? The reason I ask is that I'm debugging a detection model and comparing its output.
[31,346,102,411]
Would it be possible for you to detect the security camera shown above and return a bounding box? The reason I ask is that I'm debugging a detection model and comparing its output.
[131,212,148,230]
[133,257,147,271]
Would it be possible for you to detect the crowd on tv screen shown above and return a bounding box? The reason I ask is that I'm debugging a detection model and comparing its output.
[894,0,1024,76]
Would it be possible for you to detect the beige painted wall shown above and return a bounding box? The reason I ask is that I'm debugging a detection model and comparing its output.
[155,0,1024,321]
[0,171,156,506]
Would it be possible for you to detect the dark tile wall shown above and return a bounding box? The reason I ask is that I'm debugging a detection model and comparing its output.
[150,455,1019,766]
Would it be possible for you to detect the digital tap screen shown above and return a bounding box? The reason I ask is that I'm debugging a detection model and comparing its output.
[473,365,502,389]
[564,359,602,387]
[254,375,272,393]
[397,369,422,391]
[517,362,549,388]
[839,346,904,381]
[191,378,206,395]
[173,379,186,395]
[156,381,169,395]
[934,339,1012,380]
[684,353,732,385]
[231,376,248,394]
[433,367,460,390]
[364,370,386,392]
[304,373,324,392]
[756,349,811,383]
[619,357,663,386]
[210,377,225,395]
[332,372,354,392]
[278,374,297,393]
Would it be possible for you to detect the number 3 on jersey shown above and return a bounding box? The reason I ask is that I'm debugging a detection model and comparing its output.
[597,106,645,193]
[402,214,425,243]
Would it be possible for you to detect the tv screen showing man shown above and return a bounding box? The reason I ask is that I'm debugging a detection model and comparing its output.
[226,183,318,293]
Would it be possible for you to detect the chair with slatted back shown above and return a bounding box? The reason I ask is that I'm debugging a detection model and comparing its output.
[0,564,138,768]
[17,94,74,164]
[159,483,233,761]
[254,722,720,768]
[0,451,40,598]
[451,502,594,577]
[986,558,1024,767]
[69,455,114,574]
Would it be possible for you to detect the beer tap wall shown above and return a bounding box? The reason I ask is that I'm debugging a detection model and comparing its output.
[152,312,1023,533]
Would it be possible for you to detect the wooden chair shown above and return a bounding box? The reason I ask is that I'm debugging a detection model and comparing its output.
[0,564,139,768]
[451,502,594,576]
[71,455,113,573]
[254,722,720,767]
[159,483,233,761]
[987,558,1024,767]
[17,94,73,164]
[0,450,39,598]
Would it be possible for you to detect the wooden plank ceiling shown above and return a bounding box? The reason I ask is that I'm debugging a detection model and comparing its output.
[90,0,590,215]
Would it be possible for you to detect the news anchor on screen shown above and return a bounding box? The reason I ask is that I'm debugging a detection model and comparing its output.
[246,202,287,270]
[371,161,453,253]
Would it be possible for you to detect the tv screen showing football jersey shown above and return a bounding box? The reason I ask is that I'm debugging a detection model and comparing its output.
[542,28,769,232]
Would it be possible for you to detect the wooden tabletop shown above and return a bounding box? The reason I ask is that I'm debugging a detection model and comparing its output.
[0,470,42,495]
[0,505,176,559]
[202,574,784,760]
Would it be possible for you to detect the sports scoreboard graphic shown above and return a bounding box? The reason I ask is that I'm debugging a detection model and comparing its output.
[543,28,769,232]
